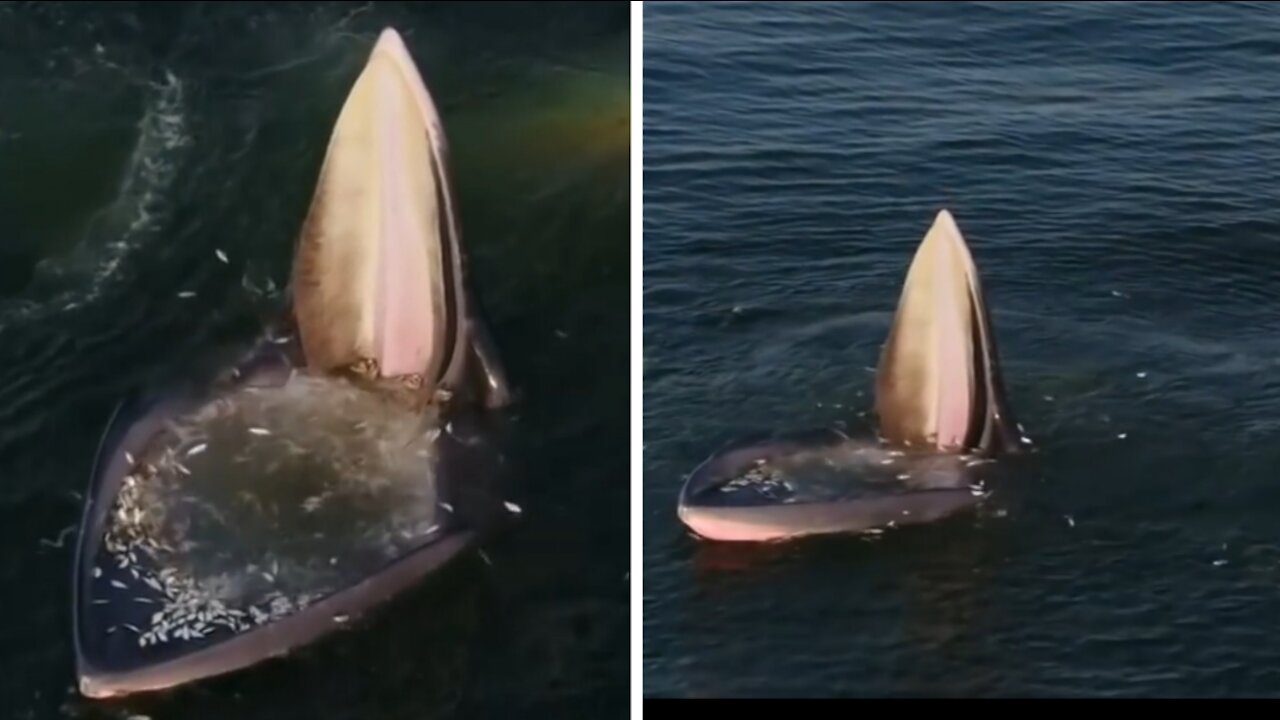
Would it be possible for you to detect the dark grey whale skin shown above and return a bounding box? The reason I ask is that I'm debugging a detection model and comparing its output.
[71,329,512,699]
[676,429,986,543]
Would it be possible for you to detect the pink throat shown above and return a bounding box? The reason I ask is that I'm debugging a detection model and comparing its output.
[371,66,436,378]
[932,260,970,450]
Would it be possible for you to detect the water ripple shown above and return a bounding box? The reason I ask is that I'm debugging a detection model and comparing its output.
[645,0,1280,698]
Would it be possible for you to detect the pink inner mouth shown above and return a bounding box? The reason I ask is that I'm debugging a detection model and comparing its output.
[371,56,438,379]
[932,245,971,450]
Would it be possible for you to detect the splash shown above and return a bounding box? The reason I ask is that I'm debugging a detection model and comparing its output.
[4,69,191,321]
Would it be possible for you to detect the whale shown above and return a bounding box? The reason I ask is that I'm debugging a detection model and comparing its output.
[71,28,514,698]
[676,209,1029,543]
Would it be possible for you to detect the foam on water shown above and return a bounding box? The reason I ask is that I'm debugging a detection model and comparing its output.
[5,68,191,321]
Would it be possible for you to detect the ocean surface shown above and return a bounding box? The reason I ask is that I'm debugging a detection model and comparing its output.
[643,1,1280,698]
[0,2,629,718]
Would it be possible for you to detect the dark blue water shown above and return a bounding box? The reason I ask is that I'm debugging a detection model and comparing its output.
[0,2,629,718]
[644,1,1280,697]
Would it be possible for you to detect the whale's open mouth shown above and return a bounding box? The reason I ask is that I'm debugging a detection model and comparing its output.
[676,210,1025,544]
[874,210,1021,456]
[72,27,513,698]
[675,431,990,543]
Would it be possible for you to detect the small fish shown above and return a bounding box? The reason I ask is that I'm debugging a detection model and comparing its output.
[1117,433,1128,440]
[478,550,492,566]
[440,502,455,513]
[1136,372,1148,379]
[125,452,136,466]
[1213,559,1228,567]
[111,580,127,590]
[249,427,271,436]
[177,291,196,299]
[215,249,229,264]
[40,525,75,545]
[92,567,102,580]
[504,501,522,515]
[1065,515,1076,528]
[333,614,350,624]
[186,443,208,457]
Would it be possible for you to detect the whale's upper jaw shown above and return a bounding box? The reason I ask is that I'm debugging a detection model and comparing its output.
[288,27,510,409]
[874,209,1020,457]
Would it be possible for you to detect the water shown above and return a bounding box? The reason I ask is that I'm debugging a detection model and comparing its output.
[644,1,1280,698]
[0,2,629,718]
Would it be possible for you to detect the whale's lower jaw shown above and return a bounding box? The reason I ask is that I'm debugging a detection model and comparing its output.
[70,338,507,700]
[74,518,478,699]
[678,492,982,543]
[674,432,992,544]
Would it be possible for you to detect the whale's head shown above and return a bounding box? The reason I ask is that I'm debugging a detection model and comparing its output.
[874,210,1022,457]
[289,28,509,409]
